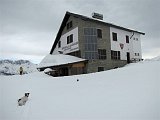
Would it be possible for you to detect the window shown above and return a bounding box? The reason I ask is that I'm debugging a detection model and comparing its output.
[111,50,120,60]
[97,29,102,38]
[98,67,104,72]
[67,21,73,30]
[58,41,61,48]
[135,53,140,56]
[133,38,138,41]
[126,35,129,43]
[98,49,106,59]
[84,28,98,60]
[112,32,117,41]
[67,36,69,44]
[70,34,73,43]
[67,34,73,44]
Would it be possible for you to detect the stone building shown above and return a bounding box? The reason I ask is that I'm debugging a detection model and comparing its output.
[38,11,145,76]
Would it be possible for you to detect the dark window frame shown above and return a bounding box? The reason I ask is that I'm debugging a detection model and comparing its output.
[67,21,73,30]
[70,34,73,43]
[67,34,73,44]
[98,49,107,60]
[126,35,129,43]
[135,53,140,56]
[98,67,104,72]
[97,29,102,38]
[112,32,117,41]
[67,36,70,44]
[111,50,120,60]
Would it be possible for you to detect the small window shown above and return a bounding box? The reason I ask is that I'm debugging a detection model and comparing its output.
[70,34,73,43]
[112,32,117,41]
[67,34,73,44]
[136,38,138,41]
[67,36,70,44]
[98,49,106,60]
[135,53,140,56]
[97,29,102,38]
[67,21,73,30]
[98,67,104,72]
[58,41,61,48]
[111,50,120,60]
[126,35,129,43]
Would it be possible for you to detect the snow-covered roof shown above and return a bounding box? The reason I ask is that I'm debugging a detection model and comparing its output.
[38,54,87,68]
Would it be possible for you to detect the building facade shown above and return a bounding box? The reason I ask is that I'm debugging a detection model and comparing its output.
[49,12,145,74]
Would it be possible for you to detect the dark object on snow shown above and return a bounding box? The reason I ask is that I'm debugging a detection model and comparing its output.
[77,79,79,82]
[18,93,30,106]
[19,67,23,75]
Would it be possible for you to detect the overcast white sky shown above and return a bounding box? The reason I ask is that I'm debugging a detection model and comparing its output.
[0,0,160,63]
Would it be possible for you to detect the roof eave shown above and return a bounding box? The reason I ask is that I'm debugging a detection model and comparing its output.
[37,59,88,69]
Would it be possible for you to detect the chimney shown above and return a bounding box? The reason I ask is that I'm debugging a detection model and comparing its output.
[92,12,103,20]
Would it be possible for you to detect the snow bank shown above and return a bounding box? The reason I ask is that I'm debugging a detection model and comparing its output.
[1,61,160,120]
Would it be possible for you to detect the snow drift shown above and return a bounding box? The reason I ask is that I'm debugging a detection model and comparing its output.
[0,60,160,120]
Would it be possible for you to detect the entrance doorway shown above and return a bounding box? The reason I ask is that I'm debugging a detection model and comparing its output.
[127,52,130,63]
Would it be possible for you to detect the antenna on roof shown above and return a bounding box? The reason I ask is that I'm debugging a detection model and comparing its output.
[92,12,103,20]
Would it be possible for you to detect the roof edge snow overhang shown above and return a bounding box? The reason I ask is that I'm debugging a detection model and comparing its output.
[50,11,145,54]
[37,59,88,70]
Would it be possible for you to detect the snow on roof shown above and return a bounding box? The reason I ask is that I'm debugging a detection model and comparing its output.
[38,54,87,68]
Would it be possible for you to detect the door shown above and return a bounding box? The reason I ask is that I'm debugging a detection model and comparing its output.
[127,52,130,63]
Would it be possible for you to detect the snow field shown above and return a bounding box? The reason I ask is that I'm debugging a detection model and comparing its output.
[0,61,160,120]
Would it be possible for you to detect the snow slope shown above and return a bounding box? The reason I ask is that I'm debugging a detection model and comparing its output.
[0,61,160,120]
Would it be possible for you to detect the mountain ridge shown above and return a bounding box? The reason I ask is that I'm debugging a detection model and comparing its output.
[0,59,38,75]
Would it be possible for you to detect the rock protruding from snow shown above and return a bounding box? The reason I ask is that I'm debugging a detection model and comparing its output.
[0,59,38,76]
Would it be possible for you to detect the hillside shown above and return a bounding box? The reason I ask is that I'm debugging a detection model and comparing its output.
[0,60,38,75]
[0,60,160,120]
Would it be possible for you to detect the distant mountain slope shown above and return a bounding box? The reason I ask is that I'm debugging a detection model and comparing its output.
[145,55,160,61]
[0,60,38,75]
[151,55,160,61]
